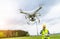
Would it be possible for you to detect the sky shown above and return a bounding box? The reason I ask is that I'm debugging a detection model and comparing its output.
[0,0,60,35]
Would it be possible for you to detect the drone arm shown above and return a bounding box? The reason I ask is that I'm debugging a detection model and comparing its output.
[20,11,27,14]
[20,9,28,14]
[34,6,42,13]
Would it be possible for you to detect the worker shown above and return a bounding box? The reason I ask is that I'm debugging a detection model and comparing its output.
[40,24,50,39]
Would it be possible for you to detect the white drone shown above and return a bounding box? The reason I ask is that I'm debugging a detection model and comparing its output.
[20,6,42,24]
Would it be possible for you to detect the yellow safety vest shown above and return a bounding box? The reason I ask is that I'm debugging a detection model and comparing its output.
[41,29,49,36]
[41,29,50,39]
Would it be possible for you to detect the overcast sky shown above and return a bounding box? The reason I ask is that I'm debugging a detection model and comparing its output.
[0,0,60,35]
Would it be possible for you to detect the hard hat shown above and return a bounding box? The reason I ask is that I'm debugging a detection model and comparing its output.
[42,23,46,28]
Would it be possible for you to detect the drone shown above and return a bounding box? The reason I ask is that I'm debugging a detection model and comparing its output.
[19,6,42,24]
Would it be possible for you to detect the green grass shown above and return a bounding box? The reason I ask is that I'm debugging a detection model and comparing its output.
[1,34,60,39]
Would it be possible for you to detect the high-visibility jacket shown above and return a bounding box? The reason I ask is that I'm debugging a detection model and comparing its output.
[40,29,49,36]
[40,29,50,39]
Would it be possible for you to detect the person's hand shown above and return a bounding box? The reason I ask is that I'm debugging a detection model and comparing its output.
[45,34,49,37]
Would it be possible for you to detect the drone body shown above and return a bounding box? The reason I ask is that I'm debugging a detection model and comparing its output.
[20,6,42,24]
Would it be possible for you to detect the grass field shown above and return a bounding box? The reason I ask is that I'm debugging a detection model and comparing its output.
[1,34,60,39]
